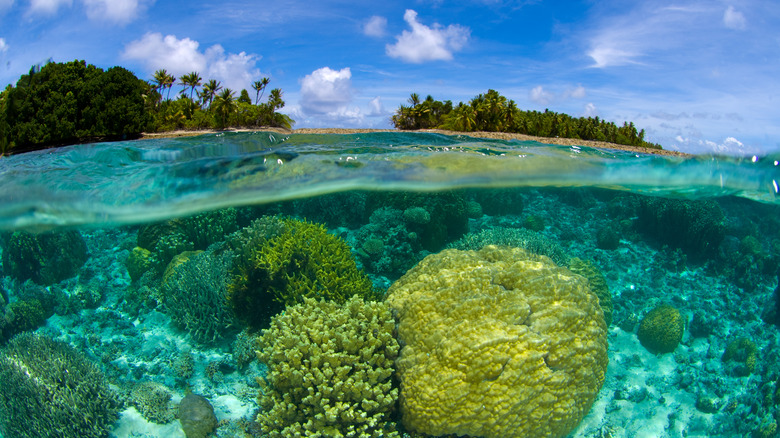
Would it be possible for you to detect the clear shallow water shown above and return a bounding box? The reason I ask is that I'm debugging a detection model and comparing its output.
[0,132,779,438]
[0,131,777,231]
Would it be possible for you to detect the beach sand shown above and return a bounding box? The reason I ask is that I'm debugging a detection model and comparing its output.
[141,128,691,157]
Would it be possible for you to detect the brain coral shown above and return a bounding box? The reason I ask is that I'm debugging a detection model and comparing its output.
[256,295,400,437]
[385,245,608,438]
[637,303,685,354]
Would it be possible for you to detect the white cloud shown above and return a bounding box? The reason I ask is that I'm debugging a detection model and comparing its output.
[386,9,470,63]
[122,33,262,92]
[723,6,746,30]
[368,96,385,116]
[299,66,354,115]
[0,38,7,53]
[364,15,387,37]
[28,0,71,15]
[583,103,598,117]
[83,0,151,25]
[530,84,585,105]
[529,85,553,105]
[566,85,586,99]
[673,135,752,155]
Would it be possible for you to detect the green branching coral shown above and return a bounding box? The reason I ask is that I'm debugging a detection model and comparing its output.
[130,382,176,424]
[229,218,377,329]
[0,333,121,438]
[160,246,239,344]
[637,303,685,354]
[0,230,87,285]
[256,296,400,437]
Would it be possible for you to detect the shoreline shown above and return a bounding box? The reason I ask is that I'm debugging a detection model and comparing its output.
[140,128,691,157]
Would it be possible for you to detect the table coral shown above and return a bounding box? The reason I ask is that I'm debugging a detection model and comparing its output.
[386,245,608,438]
[256,296,400,437]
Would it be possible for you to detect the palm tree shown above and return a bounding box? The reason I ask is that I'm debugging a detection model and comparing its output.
[408,93,421,106]
[179,72,202,101]
[161,71,176,101]
[212,88,236,128]
[200,79,222,108]
[268,88,284,110]
[252,77,270,105]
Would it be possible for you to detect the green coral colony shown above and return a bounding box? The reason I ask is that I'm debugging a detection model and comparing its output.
[1,179,779,437]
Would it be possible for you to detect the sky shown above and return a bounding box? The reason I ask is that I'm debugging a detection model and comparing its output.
[0,0,778,155]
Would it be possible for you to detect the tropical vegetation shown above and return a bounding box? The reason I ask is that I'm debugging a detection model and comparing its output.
[0,60,293,155]
[391,89,663,150]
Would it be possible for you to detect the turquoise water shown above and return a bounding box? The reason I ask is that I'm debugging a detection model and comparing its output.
[0,131,779,437]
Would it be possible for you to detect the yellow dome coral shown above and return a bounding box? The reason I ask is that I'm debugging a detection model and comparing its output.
[386,245,608,438]
[637,303,684,354]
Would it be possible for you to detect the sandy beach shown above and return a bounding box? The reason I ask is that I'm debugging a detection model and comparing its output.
[140,128,691,157]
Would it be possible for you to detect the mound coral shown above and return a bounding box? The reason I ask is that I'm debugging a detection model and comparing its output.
[178,393,218,438]
[637,303,685,354]
[229,218,376,329]
[256,296,400,437]
[0,230,87,285]
[0,333,121,438]
[386,245,608,438]
[722,337,757,376]
[569,258,613,326]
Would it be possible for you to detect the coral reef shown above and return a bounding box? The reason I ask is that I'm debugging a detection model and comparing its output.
[366,191,469,251]
[569,258,613,326]
[0,333,121,438]
[229,218,376,329]
[634,196,725,259]
[0,230,87,285]
[178,393,218,438]
[136,207,241,275]
[130,381,176,424]
[722,337,758,376]
[448,226,570,266]
[255,296,400,437]
[353,207,422,280]
[125,246,153,282]
[386,245,608,438]
[636,303,685,354]
[160,246,238,344]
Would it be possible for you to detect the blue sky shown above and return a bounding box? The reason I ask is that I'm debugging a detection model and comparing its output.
[0,0,778,154]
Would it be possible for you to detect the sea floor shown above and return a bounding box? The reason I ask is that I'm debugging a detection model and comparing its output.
[2,187,779,438]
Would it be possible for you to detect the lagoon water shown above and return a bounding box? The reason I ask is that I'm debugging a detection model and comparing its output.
[0,131,779,437]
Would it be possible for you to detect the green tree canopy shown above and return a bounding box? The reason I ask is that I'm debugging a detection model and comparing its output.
[0,60,150,152]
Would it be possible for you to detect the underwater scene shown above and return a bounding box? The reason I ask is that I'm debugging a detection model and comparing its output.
[1,131,780,438]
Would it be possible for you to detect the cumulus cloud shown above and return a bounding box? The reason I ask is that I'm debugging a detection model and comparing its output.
[529,85,553,105]
[364,15,387,37]
[673,135,752,155]
[368,96,385,116]
[0,38,7,53]
[530,84,586,105]
[123,33,261,92]
[83,0,151,25]
[28,0,71,15]
[386,9,470,63]
[583,103,598,117]
[723,6,746,30]
[299,66,354,115]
